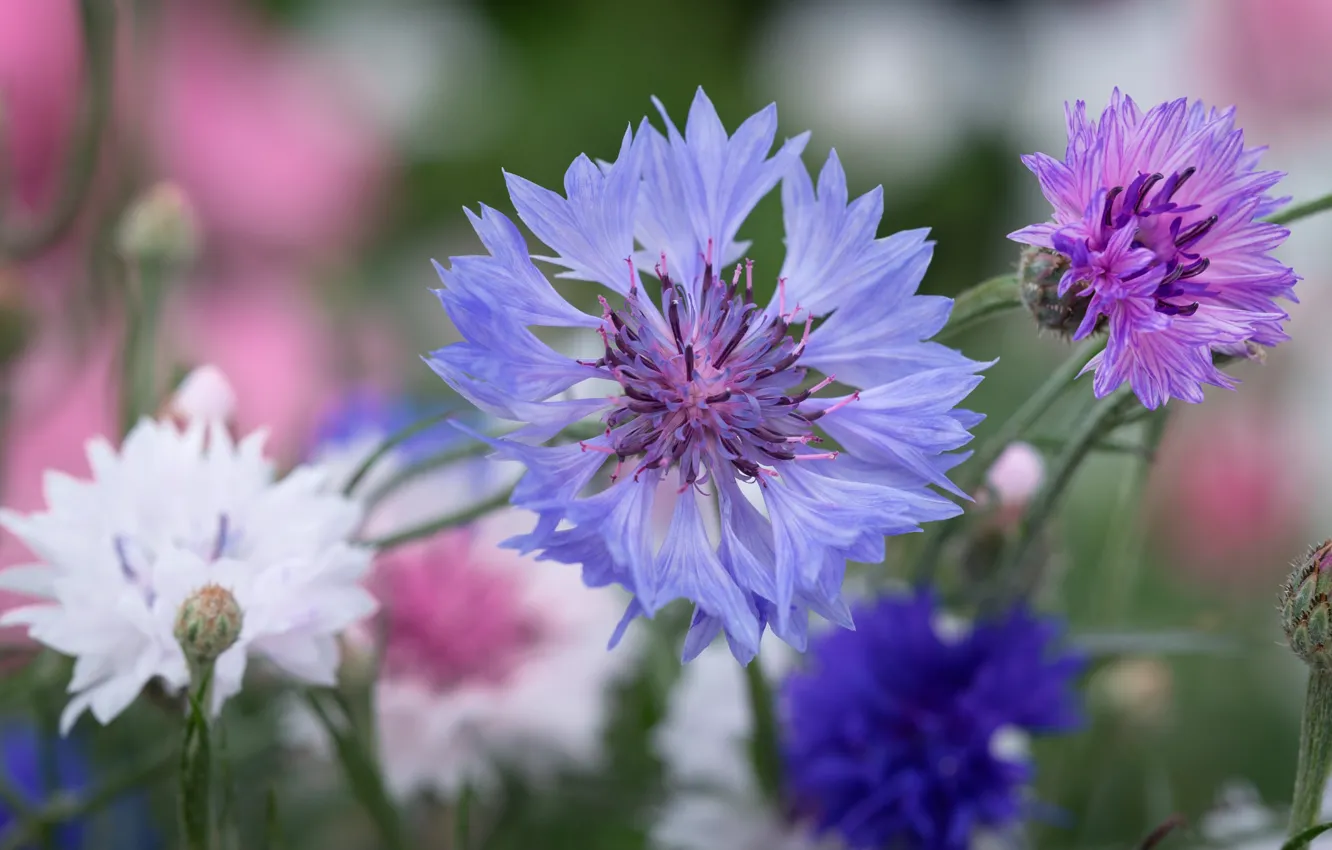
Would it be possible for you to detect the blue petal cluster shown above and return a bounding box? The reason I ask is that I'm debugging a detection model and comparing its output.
[427,87,987,662]
[0,724,88,848]
[781,591,1083,850]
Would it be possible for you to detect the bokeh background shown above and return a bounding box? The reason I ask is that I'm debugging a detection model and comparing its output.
[3,0,1332,847]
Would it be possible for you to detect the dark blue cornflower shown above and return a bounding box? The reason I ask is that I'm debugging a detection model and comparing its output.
[0,724,88,849]
[781,591,1083,850]
[427,88,987,663]
[1011,89,1298,409]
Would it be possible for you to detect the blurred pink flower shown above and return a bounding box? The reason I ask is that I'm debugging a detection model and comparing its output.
[331,514,635,799]
[1150,409,1308,587]
[1199,0,1332,131]
[0,0,82,211]
[977,441,1044,530]
[375,529,544,690]
[168,266,342,463]
[152,2,390,259]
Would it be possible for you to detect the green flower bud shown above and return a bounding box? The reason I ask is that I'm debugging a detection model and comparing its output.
[1018,246,1104,339]
[174,583,243,663]
[116,182,201,268]
[1282,541,1332,669]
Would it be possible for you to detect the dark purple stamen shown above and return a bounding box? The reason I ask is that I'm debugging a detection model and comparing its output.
[1174,215,1218,249]
[597,259,842,485]
[1102,186,1124,229]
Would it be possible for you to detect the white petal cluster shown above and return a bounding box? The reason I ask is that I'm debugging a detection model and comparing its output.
[0,415,376,732]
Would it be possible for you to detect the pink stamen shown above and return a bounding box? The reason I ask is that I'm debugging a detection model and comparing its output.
[795,314,814,350]
[793,451,839,462]
[745,258,754,301]
[807,374,836,394]
[823,390,860,416]
[624,256,638,293]
[579,441,617,455]
[731,263,743,289]
[777,275,787,316]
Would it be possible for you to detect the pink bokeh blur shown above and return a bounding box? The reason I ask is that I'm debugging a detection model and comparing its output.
[373,529,546,691]
[1149,406,1310,589]
[0,0,398,627]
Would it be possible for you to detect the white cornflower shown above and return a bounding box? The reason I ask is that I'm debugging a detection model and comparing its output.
[0,416,376,732]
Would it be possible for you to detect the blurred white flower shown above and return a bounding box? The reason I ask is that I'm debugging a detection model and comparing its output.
[651,641,834,850]
[300,0,515,157]
[0,416,375,731]
[1197,779,1332,849]
[752,0,1011,181]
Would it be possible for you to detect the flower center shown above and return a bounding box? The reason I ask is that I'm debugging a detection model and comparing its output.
[377,532,545,690]
[1096,166,1217,317]
[581,251,848,487]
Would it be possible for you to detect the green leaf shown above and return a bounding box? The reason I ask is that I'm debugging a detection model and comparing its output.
[1282,821,1332,850]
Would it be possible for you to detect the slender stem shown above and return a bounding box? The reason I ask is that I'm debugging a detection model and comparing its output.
[454,785,471,850]
[1267,193,1332,227]
[911,337,1105,581]
[996,387,1138,580]
[341,410,457,498]
[0,0,115,259]
[939,274,1022,341]
[361,441,492,510]
[119,260,167,437]
[303,691,407,850]
[180,661,215,850]
[364,486,515,552]
[1291,669,1332,837]
[743,659,783,803]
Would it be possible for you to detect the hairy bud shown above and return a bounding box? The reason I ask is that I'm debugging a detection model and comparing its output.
[174,583,244,663]
[1281,541,1332,668]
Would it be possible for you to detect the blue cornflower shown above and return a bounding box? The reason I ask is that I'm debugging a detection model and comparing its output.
[314,389,459,462]
[427,88,987,663]
[781,591,1084,850]
[1011,89,1298,409]
[0,724,88,848]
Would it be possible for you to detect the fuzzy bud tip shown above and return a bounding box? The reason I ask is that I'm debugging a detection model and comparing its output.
[174,583,243,663]
[1281,541,1332,668]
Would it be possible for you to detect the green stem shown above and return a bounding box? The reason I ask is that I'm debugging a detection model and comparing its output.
[743,659,783,803]
[1267,193,1332,227]
[454,785,471,850]
[341,409,457,498]
[361,441,493,510]
[939,274,1022,341]
[303,690,407,850]
[364,486,515,552]
[996,387,1138,581]
[0,0,115,259]
[910,337,1105,581]
[180,661,215,850]
[1290,668,1332,837]
[119,260,168,437]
